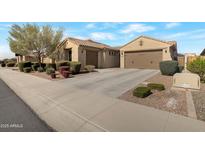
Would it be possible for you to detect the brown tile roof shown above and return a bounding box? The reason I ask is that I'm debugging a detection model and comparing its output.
[58,37,119,50]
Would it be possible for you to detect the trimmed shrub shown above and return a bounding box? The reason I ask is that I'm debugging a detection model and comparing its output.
[84,65,95,72]
[147,83,165,91]
[37,67,44,72]
[69,61,81,74]
[1,63,6,67]
[46,67,55,75]
[46,63,56,70]
[59,66,70,75]
[187,58,205,81]
[6,62,15,67]
[18,61,31,72]
[159,60,179,76]
[23,67,31,73]
[56,61,69,70]
[41,63,46,69]
[133,87,152,98]
[32,64,39,71]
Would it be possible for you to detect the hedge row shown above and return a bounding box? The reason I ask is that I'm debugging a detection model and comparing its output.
[18,61,31,72]
[56,61,81,74]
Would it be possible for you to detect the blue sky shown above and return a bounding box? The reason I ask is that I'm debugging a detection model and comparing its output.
[1,22,205,59]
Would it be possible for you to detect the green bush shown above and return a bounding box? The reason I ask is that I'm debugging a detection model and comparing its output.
[159,60,179,76]
[69,61,81,74]
[41,63,46,69]
[187,58,205,81]
[46,67,55,75]
[56,61,69,70]
[32,64,39,71]
[37,67,44,72]
[147,83,165,91]
[23,67,32,73]
[18,61,31,72]
[46,63,56,70]
[6,62,15,67]
[15,63,18,67]
[133,87,152,98]
[1,63,6,67]
[84,65,95,72]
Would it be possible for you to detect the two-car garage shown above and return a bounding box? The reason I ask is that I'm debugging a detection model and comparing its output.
[120,36,177,69]
[124,50,162,69]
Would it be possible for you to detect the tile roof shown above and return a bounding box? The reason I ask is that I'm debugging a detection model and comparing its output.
[58,37,119,50]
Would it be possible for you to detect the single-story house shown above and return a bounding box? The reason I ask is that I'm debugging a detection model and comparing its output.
[120,36,178,69]
[56,37,120,69]
[16,53,55,64]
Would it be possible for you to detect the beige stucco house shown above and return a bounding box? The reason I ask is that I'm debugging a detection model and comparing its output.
[16,53,54,64]
[56,37,120,68]
[120,36,177,69]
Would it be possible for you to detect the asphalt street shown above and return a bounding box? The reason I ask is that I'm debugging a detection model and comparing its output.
[0,79,53,132]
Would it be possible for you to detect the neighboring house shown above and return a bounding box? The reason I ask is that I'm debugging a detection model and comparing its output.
[120,36,178,69]
[56,37,120,69]
[16,53,36,63]
[16,53,55,64]
[177,53,185,66]
[200,48,205,55]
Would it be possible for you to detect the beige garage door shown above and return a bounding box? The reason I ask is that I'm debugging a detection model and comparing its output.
[86,50,98,68]
[124,50,162,69]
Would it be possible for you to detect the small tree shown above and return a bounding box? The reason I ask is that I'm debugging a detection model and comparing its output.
[187,57,205,81]
[8,24,63,66]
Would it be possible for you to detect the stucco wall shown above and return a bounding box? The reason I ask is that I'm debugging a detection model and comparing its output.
[57,41,79,62]
[120,36,175,68]
[102,49,120,68]
[121,37,170,51]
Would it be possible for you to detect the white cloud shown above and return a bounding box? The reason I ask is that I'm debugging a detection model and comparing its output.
[120,24,155,34]
[86,23,96,29]
[90,32,115,40]
[100,22,123,30]
[165,22,181,29]
[161,29,205,40]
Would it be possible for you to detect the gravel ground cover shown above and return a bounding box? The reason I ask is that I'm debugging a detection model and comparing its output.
[119,73,188,116]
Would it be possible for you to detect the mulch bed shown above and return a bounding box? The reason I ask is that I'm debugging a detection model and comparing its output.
[191,83,205,121]
[30,71,65,80]
[119,73,188,116]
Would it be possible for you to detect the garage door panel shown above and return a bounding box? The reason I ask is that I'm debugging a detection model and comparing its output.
[86,50,98,68]
[125,50,162,69]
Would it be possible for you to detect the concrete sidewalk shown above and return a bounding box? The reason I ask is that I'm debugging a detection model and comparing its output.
[1,68,205,131]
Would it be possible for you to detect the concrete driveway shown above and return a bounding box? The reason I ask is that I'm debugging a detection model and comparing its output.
[57,68,159,97]
[2,68,205,132]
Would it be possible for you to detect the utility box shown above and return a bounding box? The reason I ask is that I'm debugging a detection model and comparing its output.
[173,73,200,90]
